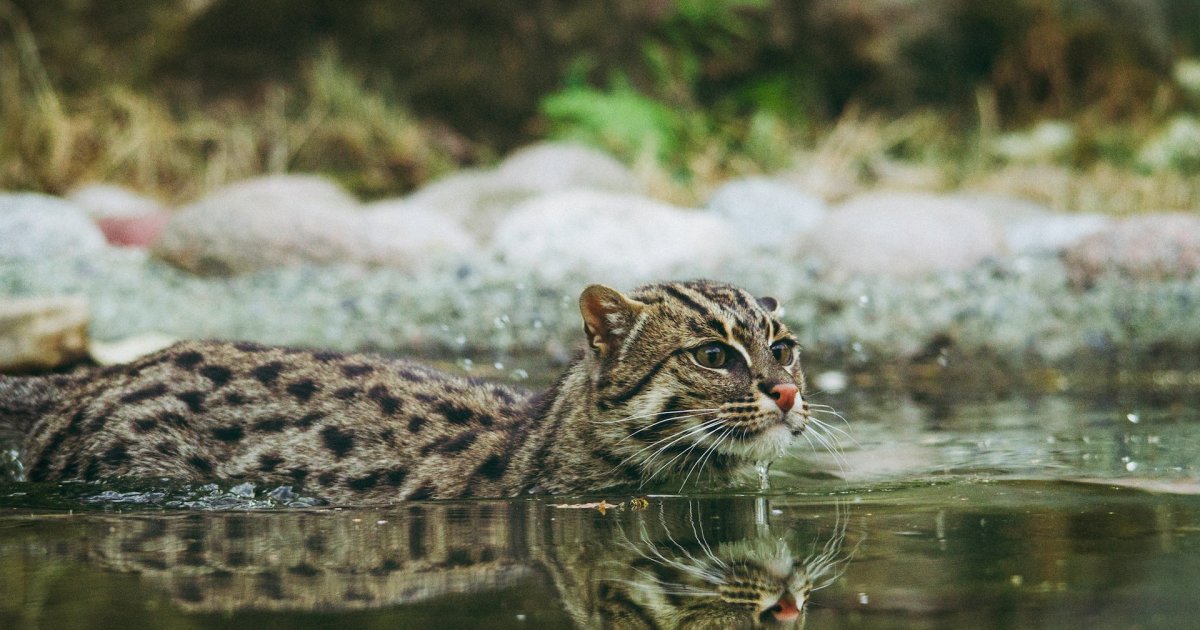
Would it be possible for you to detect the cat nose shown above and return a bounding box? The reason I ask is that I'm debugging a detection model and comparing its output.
[768,592,801,621]
[768,383,798,413]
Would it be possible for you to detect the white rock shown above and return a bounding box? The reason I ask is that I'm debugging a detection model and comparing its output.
[406,142,638,236]
[152,174,363,275]
[66,183,163,219]
[89,332,178,366]
[705,177,827,250]
[359,200,477,267]
[1005,213,1111,254]
[0,296,90,372]
[490,190,738,286]
[0,193,107,261]
[810,192,1005,278]
[493,141,640,194]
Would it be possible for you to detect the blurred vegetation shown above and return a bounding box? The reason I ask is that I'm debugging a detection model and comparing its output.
[4,0,1200,207]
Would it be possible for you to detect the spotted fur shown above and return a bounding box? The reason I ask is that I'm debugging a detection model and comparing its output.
[0,280,813,503]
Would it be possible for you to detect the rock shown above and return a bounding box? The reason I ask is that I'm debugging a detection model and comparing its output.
[0,296,90,373]
[810,192,1005,278]
[406,142,638,235]
[493,141,640,194]
[1005,213,1111,255]
[358,200,477,267]
[489,190,737,285]
[1138,116,1200,172]
[0,193,107,261]
[705,177,827,250]
[67,183,163,218]
[95,213,173,248]
[67,183,172,247]
[89,332,178,366]
[152,175,364,275]
[1063,213,1200,284]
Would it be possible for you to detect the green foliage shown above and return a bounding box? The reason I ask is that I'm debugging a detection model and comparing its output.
[541,80,684,162]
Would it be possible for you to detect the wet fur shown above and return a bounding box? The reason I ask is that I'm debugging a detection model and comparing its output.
[0,280,813,503]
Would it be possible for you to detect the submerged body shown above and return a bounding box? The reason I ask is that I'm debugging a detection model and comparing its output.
[0,280,813,503]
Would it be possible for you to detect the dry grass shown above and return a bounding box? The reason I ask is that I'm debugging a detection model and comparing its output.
[0,23,459,203]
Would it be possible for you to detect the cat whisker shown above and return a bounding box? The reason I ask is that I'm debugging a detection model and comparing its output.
[593,407,721,425]
[678,426,732,492]
[807,413,858,447]
[627,417,725,473]
[617,409,722,445]
[642,423,723,489]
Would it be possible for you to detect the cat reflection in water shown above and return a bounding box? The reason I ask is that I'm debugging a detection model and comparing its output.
[30,501,852,628]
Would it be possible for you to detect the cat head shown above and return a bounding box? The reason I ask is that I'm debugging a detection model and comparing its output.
[579,280,812,486]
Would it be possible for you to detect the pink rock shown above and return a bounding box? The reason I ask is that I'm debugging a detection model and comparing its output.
[96,213,171,247]
[1063,213,1200,285]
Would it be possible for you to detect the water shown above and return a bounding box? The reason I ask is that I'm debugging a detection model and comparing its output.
[2,364,1200,628]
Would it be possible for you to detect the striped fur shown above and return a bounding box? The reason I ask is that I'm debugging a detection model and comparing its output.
[0,280,813,502]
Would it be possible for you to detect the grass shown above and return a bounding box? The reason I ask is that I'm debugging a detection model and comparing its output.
[2,1,1200,214]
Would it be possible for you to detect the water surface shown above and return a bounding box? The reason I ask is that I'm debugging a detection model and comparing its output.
[2,364,1199,628]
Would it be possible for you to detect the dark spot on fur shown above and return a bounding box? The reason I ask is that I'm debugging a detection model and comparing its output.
[367,384,401,415]
[407,416,425,433]
[407,484,435,500]
[295,412,324,429]
[385,468,408,486]
[341,363,374,377]
[199,365,233,386]
[252,417,287,432]
[133,418,158,433]
[156,441,177,456]
[174,351,204,368]
[415,393,437,404]
[320,426,355,458]
[160,411,187,427]
[289,468,309,483]
[370,558,402,576]
[258,453,284,472]
[333,386,359,400]
[492,388,515,404]
[86,413,110,432]
[223,391,249,406]
[66,409,86,435]
[347,472,380,491]
[287,563,321,577]
[211,425,244,442]
[59,458,78,478]
[252,361,286,387]
[82,458,101,480]
[312,350,342,362]
[380,428,395,444]
[256,572,285,600]
[286,379,319,402]
[188,456,213,474]
[120,382,168,404]
[176,390,206,414]
[317,471,337,486]
[233,341,266,352]
[475,413,494,427]
[440,431,478,453]
[476,454,508,480]
[436,401,473,425]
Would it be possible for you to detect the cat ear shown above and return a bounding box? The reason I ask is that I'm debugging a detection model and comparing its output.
[579,285,644,357]
[757,296,780,314]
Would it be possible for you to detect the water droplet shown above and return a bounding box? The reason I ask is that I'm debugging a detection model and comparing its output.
[1126,413,1140,424]
[755,461,771,491]
[858,592,869,605]
[510,368,529,381]
[493,361,504,370]
[1125,461,1139,472]
[457,358,474,371]
[858,295,870,306]
[454,334,467,346]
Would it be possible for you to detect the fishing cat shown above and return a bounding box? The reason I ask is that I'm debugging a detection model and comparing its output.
[0,280,814,503]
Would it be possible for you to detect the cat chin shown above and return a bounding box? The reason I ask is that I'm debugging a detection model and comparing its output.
[721,424,795,460]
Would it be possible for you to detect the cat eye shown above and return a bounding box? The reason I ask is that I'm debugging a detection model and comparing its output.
[770,340,796,365]
[692,342,734,369]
